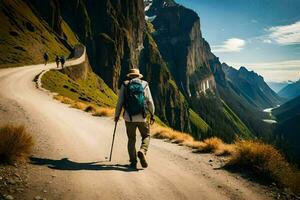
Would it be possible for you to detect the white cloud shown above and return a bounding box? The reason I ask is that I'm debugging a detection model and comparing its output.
[263,39,272,44]
[212,38,246,53]
[228,60,300,82]
[266,21,300,45]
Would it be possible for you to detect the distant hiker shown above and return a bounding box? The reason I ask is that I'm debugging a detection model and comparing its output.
[60,55,65,68]
[55,55,60,68]
[115,68,155,169]
[43,52,49,66]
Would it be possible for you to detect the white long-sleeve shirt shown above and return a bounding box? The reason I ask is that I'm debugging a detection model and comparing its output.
[115,78,155,122]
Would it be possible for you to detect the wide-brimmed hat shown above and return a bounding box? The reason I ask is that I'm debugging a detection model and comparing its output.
[126,68,143,78]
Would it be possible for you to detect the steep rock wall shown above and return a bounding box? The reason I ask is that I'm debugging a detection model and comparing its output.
[151,4,215,97]
[29,0,145,92]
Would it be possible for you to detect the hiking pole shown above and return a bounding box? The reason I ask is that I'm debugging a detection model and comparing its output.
[109,121,118,162]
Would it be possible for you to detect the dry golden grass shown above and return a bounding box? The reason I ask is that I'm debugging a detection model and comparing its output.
[182,140,206,149]
[85,105,96,113]
[196,137,223,153]
[92,107,114,117]
[226,140,300,195]
[54,95,74,105]
[151,124,193,144]
[0,124,34,164]
[152,125,300,195]
[71,101,88,111]
[53,95,114,117]
[151,124,234,156]
[191,137,235,156]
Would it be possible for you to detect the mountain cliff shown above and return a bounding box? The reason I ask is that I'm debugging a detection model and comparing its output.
[278,79,300,100]
[29,0,145,92]
[273,96,300,165]
[222,63,282,109]
[146,0,255,141]
[149,2,215,97]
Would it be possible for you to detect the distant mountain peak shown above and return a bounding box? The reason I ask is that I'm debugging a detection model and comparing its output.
[222,64,282,109]
[239,66,248,72]
[144,0,178,21]
[278,80,300,100]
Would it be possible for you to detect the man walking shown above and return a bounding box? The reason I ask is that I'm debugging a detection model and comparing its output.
[55,55,60,68]
[114,68,155,169]
[43,52,49,66]
[60,55,66,68]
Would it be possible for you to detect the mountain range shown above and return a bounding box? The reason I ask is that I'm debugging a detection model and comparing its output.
[267,81,290,93]
[278,79,300,100]
[222,64,282,109]
[0,0,287,144]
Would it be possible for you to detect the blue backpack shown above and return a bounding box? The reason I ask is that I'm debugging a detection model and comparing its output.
[124,79,146,121]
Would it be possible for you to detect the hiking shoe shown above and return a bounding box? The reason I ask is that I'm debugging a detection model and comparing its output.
[137,151,148,168]
[129,162,137,169]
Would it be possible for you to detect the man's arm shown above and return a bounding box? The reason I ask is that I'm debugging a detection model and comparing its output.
[145,84,155,116]
[114,84,125,121]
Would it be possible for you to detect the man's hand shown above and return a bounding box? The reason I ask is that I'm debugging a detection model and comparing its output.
[114,116,119,122]
[150,115,155,125]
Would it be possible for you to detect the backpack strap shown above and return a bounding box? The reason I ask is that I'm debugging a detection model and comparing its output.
[123,80,133,121]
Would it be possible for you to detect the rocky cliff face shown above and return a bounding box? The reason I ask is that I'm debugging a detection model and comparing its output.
[29,0,145,92]
[146,0,257,140]
[150,2,216,97]
[139,28,191,132]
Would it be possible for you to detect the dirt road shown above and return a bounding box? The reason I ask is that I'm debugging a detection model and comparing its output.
[0,60,274,199]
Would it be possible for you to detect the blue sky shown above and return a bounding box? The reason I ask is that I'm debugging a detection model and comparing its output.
[176,0,300,82]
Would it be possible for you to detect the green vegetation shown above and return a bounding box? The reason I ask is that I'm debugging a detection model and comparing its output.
[0,124,34,164]
[189,109,209,136]
[61,20,79,47]
[42,70,117,107]
[146,21,156,33]
[153,115,168,127]
[221,100,253,139]
[0,0,76,68]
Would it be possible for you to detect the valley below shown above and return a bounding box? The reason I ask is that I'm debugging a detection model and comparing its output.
[262,106,280,124]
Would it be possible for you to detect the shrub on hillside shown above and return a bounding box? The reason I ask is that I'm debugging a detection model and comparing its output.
[54,95,74,104]
[92,107,114,117]
[192,137,234,156]
[151,124,193,144]
[151,124,234,155]
[0,125,34,164]
[226,140,300,195]
[71,101,88,111]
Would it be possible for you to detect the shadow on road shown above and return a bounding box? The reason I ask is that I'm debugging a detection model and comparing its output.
[29,157,140,172]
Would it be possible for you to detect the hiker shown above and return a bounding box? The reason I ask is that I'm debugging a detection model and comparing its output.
[114,68,155,169]
[60,55,65,68]
[43,52,49,66]
[55,55,60,68]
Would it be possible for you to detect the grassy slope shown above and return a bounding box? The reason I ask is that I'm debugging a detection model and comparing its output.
[222,100,253,139]
[189,109,209,136]
[61,20,79,47]
[0,0,77,68]
[42,70,117,108]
